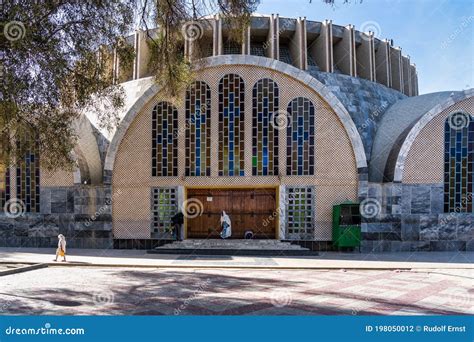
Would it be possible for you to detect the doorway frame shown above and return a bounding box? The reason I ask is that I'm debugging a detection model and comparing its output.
[184,185,280,240]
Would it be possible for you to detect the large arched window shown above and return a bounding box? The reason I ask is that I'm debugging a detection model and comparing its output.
[286,97,315,176]
[218,74,245,176]
[252,79,279,176]
[185,81,211,177]
[152,102,178,177]
[444,112,474,212]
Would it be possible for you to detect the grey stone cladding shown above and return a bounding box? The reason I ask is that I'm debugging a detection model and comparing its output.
[361,182,474,252]
[0,185,113,249]
[308,70,406,160]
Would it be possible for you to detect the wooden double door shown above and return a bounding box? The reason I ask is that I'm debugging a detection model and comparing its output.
[186,188,277,239]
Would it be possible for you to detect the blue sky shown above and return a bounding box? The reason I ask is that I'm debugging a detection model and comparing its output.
[256,0,473,94]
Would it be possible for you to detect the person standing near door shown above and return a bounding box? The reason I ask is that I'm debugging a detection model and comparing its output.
[220,211,232,239]
[171,212,184,241]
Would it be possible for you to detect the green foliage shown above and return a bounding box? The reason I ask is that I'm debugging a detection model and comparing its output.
[1,0,259,171]
[2,0,136,170]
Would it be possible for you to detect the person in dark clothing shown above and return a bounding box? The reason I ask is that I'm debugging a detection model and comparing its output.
[171,212,184,241]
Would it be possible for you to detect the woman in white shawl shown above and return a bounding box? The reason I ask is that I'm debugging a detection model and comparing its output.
[54,234,67,262]
[220,211,232,239]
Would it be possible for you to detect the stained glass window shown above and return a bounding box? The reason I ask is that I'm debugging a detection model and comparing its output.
[286,186,314,240]
[151,187,177,237]
[218,74,245,176]
[286,97,315,176]
[185,81,211,177]
[152,102,178,177]
[252,78,279,176]
[444,112,474,212]
[0,140,10,209]
[16,134,40,213]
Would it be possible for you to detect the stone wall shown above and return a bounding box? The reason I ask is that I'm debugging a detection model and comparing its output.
[361,182,474,252]
[0,185,113,249]
[308,70,406,160]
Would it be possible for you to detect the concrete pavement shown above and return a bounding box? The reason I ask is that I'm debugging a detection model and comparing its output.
[0,266,472,315]
[0,247,472,269]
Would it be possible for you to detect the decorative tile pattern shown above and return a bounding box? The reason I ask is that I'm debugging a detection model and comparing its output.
[218,74,245,176]
[252,78,279,176]
[403,96,474,184]
[286,97,315,176]
[151,187,177,236]
[443,113,473,212]
[152,102,178,177]
[286,186,315,240]
[185,81,211,176]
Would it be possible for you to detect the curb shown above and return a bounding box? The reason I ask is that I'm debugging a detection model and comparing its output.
[0,262,472,271]
[0,263,48,276]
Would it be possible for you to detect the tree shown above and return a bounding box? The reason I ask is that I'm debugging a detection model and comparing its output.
[1,0,258,171]
[2,0,136,170]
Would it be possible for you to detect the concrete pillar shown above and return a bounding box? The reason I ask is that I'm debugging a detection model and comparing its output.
[410,64,418,96]
[390,46,403,92]
[137,30,151,78]
[184,33,191,61]
[242,26,251,55]
[375,39,391,87]
[414,69,419,96]
[267,14,280,60]
[132,30,139,80]
[213,15,222,56]
[333,24,356,76]
[402,55,411,96]
[289,17,307,70]
[356,32,376,81]
[310,20,333,73]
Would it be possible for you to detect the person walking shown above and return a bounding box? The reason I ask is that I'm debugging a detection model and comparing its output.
[220,211,232,239]
[54,234,67,262]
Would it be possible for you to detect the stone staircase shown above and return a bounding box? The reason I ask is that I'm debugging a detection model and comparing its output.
[148,239,317,256]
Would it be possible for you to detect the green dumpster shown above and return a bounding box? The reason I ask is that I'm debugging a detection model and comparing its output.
[332,201,361,250]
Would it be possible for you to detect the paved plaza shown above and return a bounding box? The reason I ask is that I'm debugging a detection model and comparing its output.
[0,266,472,316]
